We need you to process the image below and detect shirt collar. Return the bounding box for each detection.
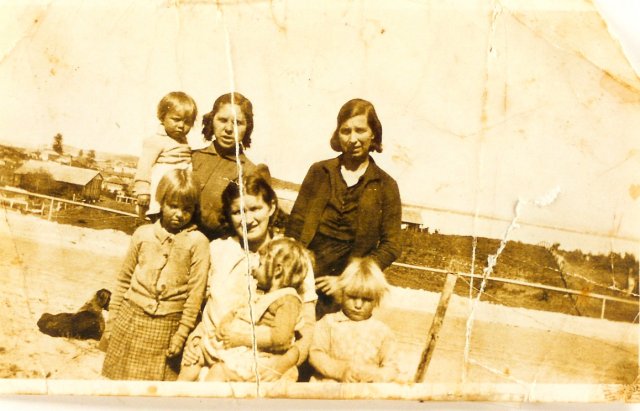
[198,141,247,163]
[153,220,197,242]
[325,155,382,184]
[155,125,187,144]
[333,310,353,322]
[155,124,168,137]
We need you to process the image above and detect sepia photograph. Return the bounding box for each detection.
[0,0,639,404]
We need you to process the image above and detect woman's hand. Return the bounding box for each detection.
[315,276,339,295]
[220,329,246,348]
[181,335,202,365]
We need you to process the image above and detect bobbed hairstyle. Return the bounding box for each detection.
[155,169,199,213]
[335,257,389,307]
[220,173,278,235]
[201,92,254,148]
[330,98,383,154]
[258,237,310,293]
[157,91,198,125]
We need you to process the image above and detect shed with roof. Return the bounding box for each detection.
[13,160,103,201]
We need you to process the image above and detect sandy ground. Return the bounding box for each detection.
[0,209,637,386]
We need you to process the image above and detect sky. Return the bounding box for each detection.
[0,0,639,254]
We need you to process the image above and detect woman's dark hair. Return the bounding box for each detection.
[201,92,254,148]
[330,98,383,153]
[220,173,278,237]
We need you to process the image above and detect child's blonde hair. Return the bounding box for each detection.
[157,91,198,124]
[336,258,389,307]
[259,237,309,292]
[155,169,199,212]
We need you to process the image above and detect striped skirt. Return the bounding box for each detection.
[102,299,181,381]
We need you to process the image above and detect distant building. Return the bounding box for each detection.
[38,149,59,161]
[401,207,426,232]
[102,175,129,194]
[113,164,136,176]
[13,160,103,201]
[38,149,72,165]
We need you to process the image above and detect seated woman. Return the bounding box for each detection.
[286,98,402,318]
[181,175,317,381]
[179,237,310,382]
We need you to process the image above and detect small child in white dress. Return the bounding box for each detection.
[309,257,400,382]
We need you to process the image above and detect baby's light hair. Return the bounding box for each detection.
[259,237,309,292]
[155,169,199,212]
[157,91,198,124]
[336,258,389,306]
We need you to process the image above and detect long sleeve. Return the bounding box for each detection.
[174,232,210,343]
[133,136,163,196]
[377,327,401,382]
[292,300,315,366]
[369,177,403,270]
[309,316,347,381]
[286,163,322,243]
[106,231,141,327]
[260,295,301,353]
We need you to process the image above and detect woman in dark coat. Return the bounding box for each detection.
[286,98,402,318]
[192,92,262,240]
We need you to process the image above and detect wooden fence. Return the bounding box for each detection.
[1,185,636,319]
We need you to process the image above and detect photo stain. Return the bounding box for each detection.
[628,184,640,200]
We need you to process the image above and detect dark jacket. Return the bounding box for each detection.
[192,143,257,239]
[286,156,402,271]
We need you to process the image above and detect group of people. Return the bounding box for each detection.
[99,91,404,383]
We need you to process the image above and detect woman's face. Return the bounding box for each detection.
[229,193,276,249]
[213,103,247,150]
[338,114,373,162]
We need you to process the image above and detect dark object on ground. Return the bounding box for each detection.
[37,289,111,340]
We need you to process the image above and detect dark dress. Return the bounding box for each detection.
[286,155,402,317]
[191,141,258,240]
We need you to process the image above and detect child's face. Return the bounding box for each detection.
[253,253,272,291]
[162,106,194,140]
[160,200,194,233]
[342,292,375,321]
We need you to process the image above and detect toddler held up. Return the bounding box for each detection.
[134,91,197,219]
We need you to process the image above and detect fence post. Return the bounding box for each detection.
[48,199,54,221]
[414,272,458,383]
[600,299,606,319]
